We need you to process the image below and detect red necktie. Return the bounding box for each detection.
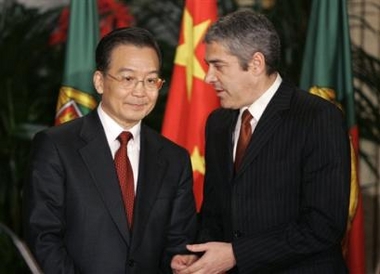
[235,109,253,171]
[115,131,135,228]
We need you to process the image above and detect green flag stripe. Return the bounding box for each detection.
[62,0,99,111]
[300,0,355,128]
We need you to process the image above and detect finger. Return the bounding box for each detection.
[177,261,202,274]
[186,243,207,253]
[171,257,187,270]
[172,265,187,271]
[171,261,184,270]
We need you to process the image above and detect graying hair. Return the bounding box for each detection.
[205,10,280,75]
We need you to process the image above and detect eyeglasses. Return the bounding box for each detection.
[105,73,165,91]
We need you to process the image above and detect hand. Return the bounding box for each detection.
[176,242,236,274]
[171,254,198,273]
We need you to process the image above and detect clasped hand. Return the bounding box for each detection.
[171,241,236,274]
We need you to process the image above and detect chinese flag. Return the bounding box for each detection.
[161,0,220,211]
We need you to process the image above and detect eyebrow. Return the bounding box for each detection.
[117,68,160,75]
[204,58,226,65]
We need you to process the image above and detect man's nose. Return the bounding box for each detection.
[204,67,216,84]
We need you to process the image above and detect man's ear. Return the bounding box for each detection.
[93,70,104,95]
[249,52,266,75]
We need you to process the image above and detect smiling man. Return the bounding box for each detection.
[24,27,197,274]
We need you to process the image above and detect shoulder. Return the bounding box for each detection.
[34,119,80,142]
[33,111,98,145]
[142,125,190,157]
[280,81,344,120]
[208,107,235,120]
[278,84,347,137]
[206,108,237,129]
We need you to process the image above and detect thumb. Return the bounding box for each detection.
[186,243,207,253]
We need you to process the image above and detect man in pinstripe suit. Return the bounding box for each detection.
[172,10,351,274]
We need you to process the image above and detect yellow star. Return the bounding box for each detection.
[191,146,205,175]
[174,8,211,100]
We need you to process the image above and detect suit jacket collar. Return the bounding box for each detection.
[78,111,132,245]
[211,109,239,183]
[77,112,167,249]
[131,124,167,251]
[235,81,294,176]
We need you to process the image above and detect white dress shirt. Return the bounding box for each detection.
[97,103,140,190]
[233,73,282,160]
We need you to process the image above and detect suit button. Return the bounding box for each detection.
[128,259,135,267]
[233,230,242,239]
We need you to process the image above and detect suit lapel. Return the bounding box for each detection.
[78,111,131,245]
[227,111,239,181]
[131,125,166,249]
[236,82,293,175]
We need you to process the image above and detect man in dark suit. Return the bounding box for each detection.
[171,10,351,273]
[24,27,197,273]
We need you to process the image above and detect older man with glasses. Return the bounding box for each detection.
[24,27,197,274]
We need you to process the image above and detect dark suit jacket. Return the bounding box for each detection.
[24,111,197,274]
[198,81,351,273]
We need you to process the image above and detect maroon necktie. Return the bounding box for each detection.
[235,109,253,171]
[115,131,135,228]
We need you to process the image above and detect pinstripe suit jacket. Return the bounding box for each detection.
[198,81,351,273]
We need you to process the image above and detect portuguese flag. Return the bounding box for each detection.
[300,0,365,273]
[55,0,99,125]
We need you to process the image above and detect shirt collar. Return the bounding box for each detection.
[241,73,282,121]
[97,102,141,146]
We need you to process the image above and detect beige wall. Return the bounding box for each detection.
[349,1,380,273]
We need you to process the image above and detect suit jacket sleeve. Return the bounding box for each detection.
[23,131,78,274]
[160,148,198,271]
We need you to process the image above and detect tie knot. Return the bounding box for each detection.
[242,109,253,124]
[117,131,133,145]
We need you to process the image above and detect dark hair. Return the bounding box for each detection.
[205,10,280,75]
[95,27,162,72]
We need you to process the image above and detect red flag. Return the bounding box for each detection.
[346,127,366,274]
[347,183,365,273]
[161,0,219,211]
